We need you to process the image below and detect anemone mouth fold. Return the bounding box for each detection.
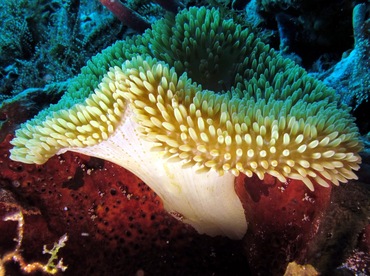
[9,6,363,238]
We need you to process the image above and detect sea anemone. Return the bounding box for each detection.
[9,7,362,239]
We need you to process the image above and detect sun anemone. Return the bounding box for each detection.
[9,7,362,239]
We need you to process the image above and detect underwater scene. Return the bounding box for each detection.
[0,0,369,275]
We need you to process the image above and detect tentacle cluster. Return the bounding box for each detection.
[114,56,361,190]
[10,7,362,191]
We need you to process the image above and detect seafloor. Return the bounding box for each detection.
[0,0,369,275]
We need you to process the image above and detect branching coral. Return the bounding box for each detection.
[322,3,370,110]
[351,3,370,108]
[0,0,123,100]
[9,7,362,239]
[0,210,67,275]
